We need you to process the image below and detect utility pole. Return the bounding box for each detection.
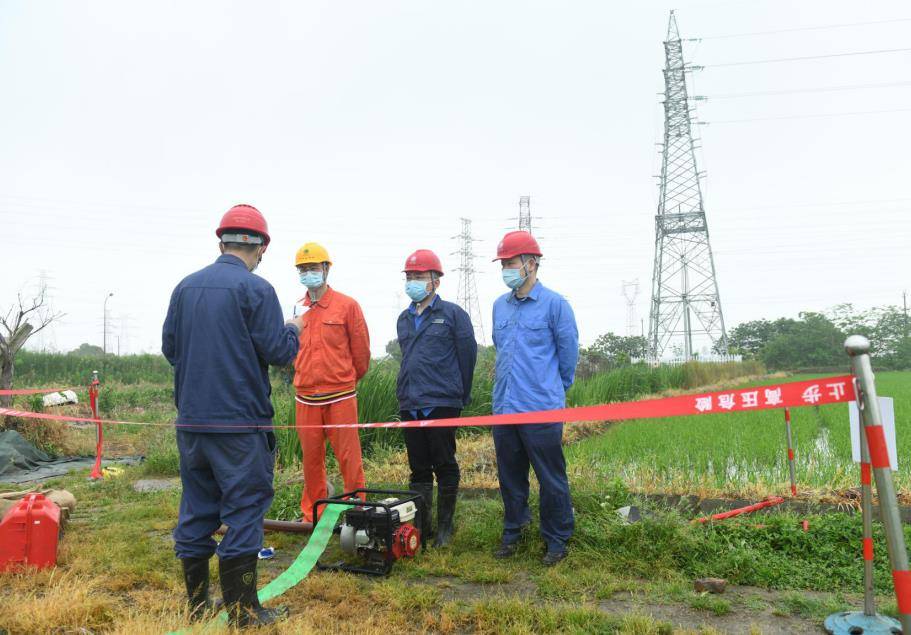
[452,218,486,345]
[648,11,727,360]
[621,279,640,337]
[903,290,909,338]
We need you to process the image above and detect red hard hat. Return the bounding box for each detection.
[403,249,444,276]
[216,204,271,246]
[493,230,542,261]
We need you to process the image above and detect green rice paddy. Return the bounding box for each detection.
[567,371,911,497]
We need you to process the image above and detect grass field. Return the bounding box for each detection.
[567,371,911,500]
[2,362,909,633]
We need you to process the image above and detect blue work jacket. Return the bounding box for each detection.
[396,295,478,412]
[491,280,579,415]
[162,254,300,432]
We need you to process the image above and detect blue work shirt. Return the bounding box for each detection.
[409,294,438,332]
[162,254,300,433]
[491,280,579,415]
[397,295,478,413]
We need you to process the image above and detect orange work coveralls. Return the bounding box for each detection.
[293,286,371,522]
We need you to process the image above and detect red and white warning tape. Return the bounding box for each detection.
[0,375,856,430]
[0,386,82,395]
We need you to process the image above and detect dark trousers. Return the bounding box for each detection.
[400,407,461,487]
[492,422,574,553]
[173,430,276,560]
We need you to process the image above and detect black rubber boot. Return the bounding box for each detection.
[219,553,289,628]
[180,558,222,622]
[433,484,458,548]
[182,556,214,621]
[411,482,434,546]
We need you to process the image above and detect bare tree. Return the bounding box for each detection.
[0,283,65,411]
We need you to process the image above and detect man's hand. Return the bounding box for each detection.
[286,315,305,332]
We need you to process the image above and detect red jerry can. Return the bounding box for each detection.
[0,493,61,572]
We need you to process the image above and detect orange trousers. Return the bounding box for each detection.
[295,397,366,522]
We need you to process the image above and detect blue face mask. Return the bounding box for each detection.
[299,271,324,289]
[405,280,430,302]
[501,267,526,290]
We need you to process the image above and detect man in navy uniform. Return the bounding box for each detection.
[162,204,303,627]
[396,249,477,547]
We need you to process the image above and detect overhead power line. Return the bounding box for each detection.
[694,47,911,69]
[688,17,911,41]
[695,80,911,100]
[701,107,911,125]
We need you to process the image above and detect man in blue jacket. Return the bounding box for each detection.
[490,231,579,566]
[162,204,303,627]
[396,249,477,547]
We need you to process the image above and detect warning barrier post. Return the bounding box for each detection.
[88,370,103,480]
[859,394,877,617]
[826,335,907,634]
[784,407,797,497]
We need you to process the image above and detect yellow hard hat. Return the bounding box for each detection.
[295,242,332,266]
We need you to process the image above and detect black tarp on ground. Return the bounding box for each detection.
[0,430,141,483]
[0,430,52,474]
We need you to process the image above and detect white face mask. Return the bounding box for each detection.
[502,258,531,289]
[299,271,325,289]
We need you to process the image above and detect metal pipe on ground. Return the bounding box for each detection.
[214,482,331,535]
[216,518,314,536]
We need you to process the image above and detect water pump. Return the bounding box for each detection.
[314,488,425,576]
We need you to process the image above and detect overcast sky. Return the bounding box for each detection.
[2,0,908,358]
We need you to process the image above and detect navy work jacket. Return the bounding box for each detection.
[162,254,300,432]
[396,295,478,412]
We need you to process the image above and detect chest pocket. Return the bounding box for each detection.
[424,321,450,338]
[492,319,512,348]
[321,318,347,348]
[419,321,451,357]
[520,319,551,347]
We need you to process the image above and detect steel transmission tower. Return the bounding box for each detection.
[648,11,727,359]
[517,196,533,233]
[621,279,640,337]
[452,218,486,344]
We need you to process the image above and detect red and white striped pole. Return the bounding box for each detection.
[827,339,903,634]
[88,370,104,481]
[858,395,877,616]
[847,335,910,632]
[784,408,797,497]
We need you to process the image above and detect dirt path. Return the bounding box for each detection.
[393,574,830,634]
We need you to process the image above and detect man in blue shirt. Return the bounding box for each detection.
[490,231,579,566]
[396,249,477,547]
[162,204,303,627]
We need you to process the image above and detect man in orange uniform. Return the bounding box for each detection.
[293,242,371,522]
